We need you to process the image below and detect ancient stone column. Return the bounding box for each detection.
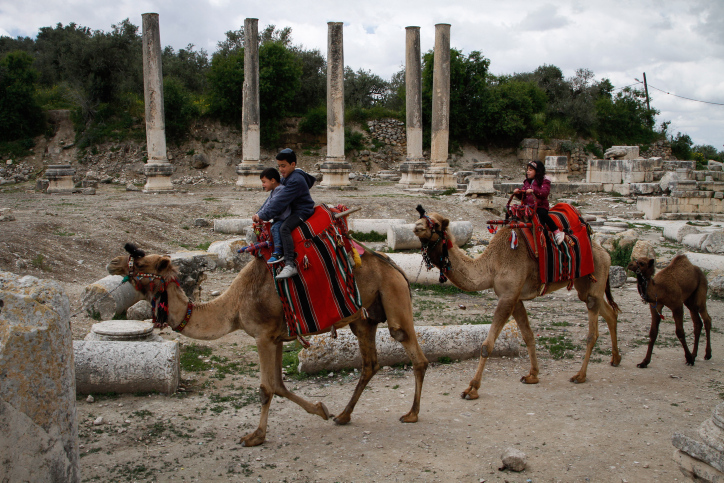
[142,13,173,192]
[0,272,80,481]
[236,18,264,188]
[319,22,352,188]
[398,26,428,189]
[423,23,456,190]
[545,155,569,182]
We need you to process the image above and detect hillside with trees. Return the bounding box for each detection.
[1,19,721,164]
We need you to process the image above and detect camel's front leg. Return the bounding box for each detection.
[637,306,662,368]
[333,320,380,425]
[241,338,329,447]
[511,300,539,384]
[571,295,601,383]
[462,296,518,399]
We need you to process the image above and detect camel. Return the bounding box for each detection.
[412,209,621,399]
[627,255,712,368]
[107,243,428,447]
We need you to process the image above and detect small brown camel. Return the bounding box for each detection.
[627,254,712,368]
[412,209,621,399]
[107,243,428,447]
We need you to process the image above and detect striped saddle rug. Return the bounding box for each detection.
[517,203,595,295]
[258,204,363,342]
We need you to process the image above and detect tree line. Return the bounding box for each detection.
[1,18,721,163]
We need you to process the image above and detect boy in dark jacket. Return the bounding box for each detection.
[252,148,316,279]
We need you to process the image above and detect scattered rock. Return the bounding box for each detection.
[86,395,95,403]
[191,154,210,169]
[608,265,628,288]
[631,240,656,261]
[126,183,141,191]
[126,300,153,321]
[93,417,104,426]
[500,447,527,472]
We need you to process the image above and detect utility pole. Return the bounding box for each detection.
[643,72,651,111]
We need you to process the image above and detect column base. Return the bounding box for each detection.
[143,163,174,193]
[422,165,456,191]
[319,160,353,189]
[235,163,264,189]
[396,160,428,188]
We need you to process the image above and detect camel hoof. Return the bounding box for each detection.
[569,375,586,384]
[400,412,418,423]
[686,361,695,366]
[705,354,712,360]
[520,375,539,384]
[318,402,331,420]
[333,414,351,425]
[461,387,479,400]
[610,355,621,367]
[239,429,265,447]
[637,362,649,369]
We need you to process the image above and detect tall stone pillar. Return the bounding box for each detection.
[236,18,264,188]
[423,23,456,191]
[141,13,173,193]
[319,22,352,189]
[398,26,427,189]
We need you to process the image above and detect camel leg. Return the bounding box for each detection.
[240,338,329,447]
[389,324,428,423]
[671,306,695,366]
[599,297,621,367]
[511,300,539,384]
[333,320,380,425]
[686,300,704,361]
[462,296,519,400]
[570,295,601,383]
[637,306,662,368]
[701,305,713,361]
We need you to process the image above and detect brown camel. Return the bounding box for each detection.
[107,243,428,447]
[627,255,712,368]
[412,210,621,398]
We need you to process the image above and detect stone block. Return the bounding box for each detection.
[169,251,218,298]
[663,222,701,242]
[629,183,660,195]
[702,231,724,254]
[0,271,79,482]
[520,138,540,149]
[608,265,627,288]
[631,240,657,261]
[604,146,639,159]
[82,275,145,320]
[637,197,665,220]
[207,238,252,270]
[683,233,709,250]
[213,218,253,234]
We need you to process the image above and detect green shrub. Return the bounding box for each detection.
[163,77,200,143]
[608,239,634,268]
[349,230,386,242]
[345,127,365,153]
[298,105,326,135]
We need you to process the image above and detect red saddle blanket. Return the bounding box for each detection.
[257,205,363,340]
[516,203,594,294]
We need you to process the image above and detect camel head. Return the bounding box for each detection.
[627,257,656,278]
[412,205,450,244]
[107,243,180,295]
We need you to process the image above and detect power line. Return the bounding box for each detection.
[647,84,724,106]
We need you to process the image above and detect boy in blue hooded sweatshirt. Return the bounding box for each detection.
[252,148,316,279]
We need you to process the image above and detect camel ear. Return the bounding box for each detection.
[415,204,426,218]
[440,218,450,231]
[647,258,655,269]
[157,258,171,272]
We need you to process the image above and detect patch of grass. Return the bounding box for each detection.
[411,283,469,296]
[537,335,580,359]
[180,344,213,372]
[441,188,458,196]
[132,409,153,419]
[460,316,493,325]
[550,321,571,327]
[437,356,453,364]
[195,241,212,251]
[31,254,51,271]
[53,230,75,236]
[203,197,219,202]
[281,341,310,380]
[349,230,386,242]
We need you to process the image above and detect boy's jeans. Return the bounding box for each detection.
[280,215,306,264]
[270,220,283,255]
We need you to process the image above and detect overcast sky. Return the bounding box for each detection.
[2,0,723,149]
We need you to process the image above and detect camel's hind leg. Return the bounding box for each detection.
[333,320,380,425]
[570,295,602,383]
[241,338,330,447]
[462,296,520,400]
[672,306,695,365]
[687,283,713,361]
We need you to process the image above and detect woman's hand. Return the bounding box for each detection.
[513,188,520,194]
[526,189,534,194]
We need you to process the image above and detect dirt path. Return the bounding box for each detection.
[1,181,722,482]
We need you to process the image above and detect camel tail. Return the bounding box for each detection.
[605,277,621,314]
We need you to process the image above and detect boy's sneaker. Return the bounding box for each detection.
[554,231,565,245]
[267,254,284,265]
[275,263,298,279]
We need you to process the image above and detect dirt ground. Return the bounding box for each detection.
[1,173,723,482]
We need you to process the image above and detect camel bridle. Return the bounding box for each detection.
[416,207,452,284]
[124,255,193,332]
[633,265,665,318]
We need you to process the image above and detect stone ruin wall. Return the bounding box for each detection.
[517,138,675,177]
